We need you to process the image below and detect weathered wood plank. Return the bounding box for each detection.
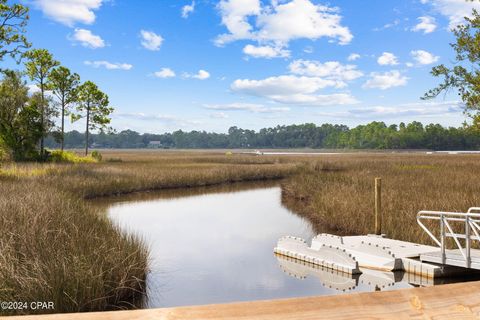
[5,280,480,320]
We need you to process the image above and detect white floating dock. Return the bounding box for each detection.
[274,234,469,278]
[275,207,480,279]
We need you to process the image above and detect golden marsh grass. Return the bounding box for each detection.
[0,150,296,315]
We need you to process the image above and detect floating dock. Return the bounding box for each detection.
[274,207,480,279]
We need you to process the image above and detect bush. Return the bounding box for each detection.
[91,150,102,162]
[48,150,97,164]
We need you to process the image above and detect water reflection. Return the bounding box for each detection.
[93,181,474,309]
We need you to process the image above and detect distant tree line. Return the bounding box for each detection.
[45,121,480,150]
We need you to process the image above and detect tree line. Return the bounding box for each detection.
[0,1,114,161]
[44,122,480,150]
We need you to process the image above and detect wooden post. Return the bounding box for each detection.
[375,178,382,235]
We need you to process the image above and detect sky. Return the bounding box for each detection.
[6,0,480,133]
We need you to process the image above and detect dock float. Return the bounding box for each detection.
[275,207,480,278]
[6,280,480,319]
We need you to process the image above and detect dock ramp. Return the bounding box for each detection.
[418,207,480,269]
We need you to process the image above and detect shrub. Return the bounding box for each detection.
[91,150,103,162]
[49,150,97,164]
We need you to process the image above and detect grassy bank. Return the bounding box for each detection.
[281,154,480,244]
[0,151,296,315]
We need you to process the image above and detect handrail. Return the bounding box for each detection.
[417,207,480,268]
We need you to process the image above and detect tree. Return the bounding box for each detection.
[0,71,43,160]
[48,66,80,151]
[24,49,59,157]
[0,0,30,63]
[74,81,114,155]
[423,9,480,130]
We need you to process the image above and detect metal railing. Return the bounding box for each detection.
[417,207,480,268]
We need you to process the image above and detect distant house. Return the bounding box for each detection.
[148,141,162,148]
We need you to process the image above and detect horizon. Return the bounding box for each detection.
[5,0,480,133]
[56,119,469,135]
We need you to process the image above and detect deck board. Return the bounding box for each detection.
[5,280,480,320]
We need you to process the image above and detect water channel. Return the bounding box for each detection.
[94,181,463,308]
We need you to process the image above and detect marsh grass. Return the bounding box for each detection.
[281,154,480,245]
[6,150,475,315]
[0,151,296,315]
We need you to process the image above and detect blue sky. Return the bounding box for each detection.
[9,0,480,133]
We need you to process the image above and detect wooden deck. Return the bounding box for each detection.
[6,280,480,320]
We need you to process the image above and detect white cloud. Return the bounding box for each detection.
[373,19,400,31]
[114,112,201,128]
[347,53,361,61]
[243,44,290,58]
[412,16,437,34]
[215,0,352,55]
[204,103,290,113]
[231,75,358,106]
[184,70,210,80]
[69,28,105,48]
[410,50,439,65]
[182,1,195,18]
[317,101,462,119]
[363,70,408,90]
[421,0,480,29]
[32,0,103,26]
[288,60,363,82]
[210,112,229,119]
[140,30,163,51]
[303,46,314,54]
[84,60,132,70]
[154,68,176,78]
[27,84,41,94]
[377,52,399,66]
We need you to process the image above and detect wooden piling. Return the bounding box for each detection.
[375,178,382,235]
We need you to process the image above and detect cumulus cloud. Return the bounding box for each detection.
[317,101,462,119]
[410,50,439,65]
[140,30,163,51]
[184,70,210,80]
[377,52,399,66]
[363,70,408,90]
[347,53,361,61]
[288,60,363,82]
[412,16,437,34]
[84,60,132,70]
[203,103,290,113]
[215,0,352,58]
[69,28,105,48]
[32,0,103,26]
[154,68,176,78]
[231,75,358,106]
[182,1,195,18]
[243,44,290,58]
[27,84,41,95]
[421,0,480,29]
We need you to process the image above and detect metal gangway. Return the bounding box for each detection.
[417,207,480,269]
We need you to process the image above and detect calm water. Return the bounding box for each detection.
[96,182,443,308]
